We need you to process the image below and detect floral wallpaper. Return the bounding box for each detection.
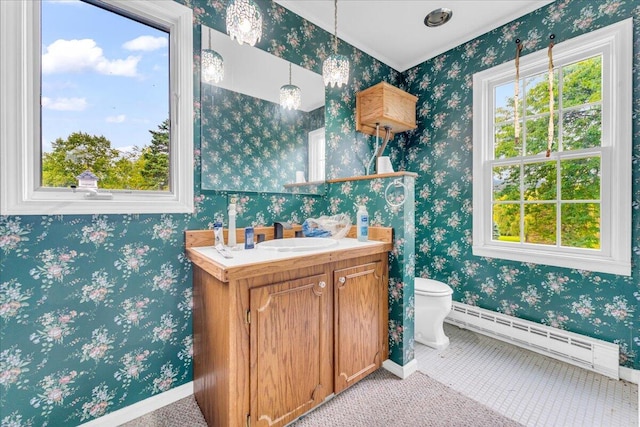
[398,0,640,368]
[0,0,410,425]
[3,0,638,425]
[200,84,325,194]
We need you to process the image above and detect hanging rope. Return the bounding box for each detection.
[514,39,523,146]
[546,35,555,157]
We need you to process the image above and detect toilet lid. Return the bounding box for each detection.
[415,278,453,295]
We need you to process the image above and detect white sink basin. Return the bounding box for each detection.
[256,237,339,252]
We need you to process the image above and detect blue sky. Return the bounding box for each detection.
[41,0,169,153]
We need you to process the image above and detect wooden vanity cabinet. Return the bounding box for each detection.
[334,259,388,393]
[249,272,332,426]
[188,231,391,427]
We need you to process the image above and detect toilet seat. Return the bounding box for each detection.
[415,278,453,296]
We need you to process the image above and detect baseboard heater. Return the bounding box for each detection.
[446,302,619,379]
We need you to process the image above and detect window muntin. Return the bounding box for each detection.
[41,0,170,192]
[0,0,193,215]
[473,19,632,276]
[490,56,603,250]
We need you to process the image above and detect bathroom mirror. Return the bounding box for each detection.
[200,25,326,195]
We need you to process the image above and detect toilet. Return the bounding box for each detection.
[414,277,453,350]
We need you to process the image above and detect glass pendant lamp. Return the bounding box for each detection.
[201,28,224,84]
[226,0,262,46]
[280,63,301,110]
[322,0,349,88]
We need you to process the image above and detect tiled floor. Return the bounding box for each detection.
[415,323,639,426]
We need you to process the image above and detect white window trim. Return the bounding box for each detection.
[0,0,194,215]
[472,19,632,276]
[308,127,326,182]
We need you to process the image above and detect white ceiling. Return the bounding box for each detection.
[206,1,554,111]
[275,0,554,72]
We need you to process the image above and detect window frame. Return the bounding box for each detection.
[0,0,194,215]
[472,19,632,276]
[308,127,326,182]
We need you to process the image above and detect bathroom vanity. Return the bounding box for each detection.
[185,228,392,427]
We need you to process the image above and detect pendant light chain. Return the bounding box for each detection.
[333,0,338,54]
[322,0,349,88]
[546,35,555,158]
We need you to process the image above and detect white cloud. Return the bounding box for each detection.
[123,35,168,52]
[42,96,88,111]
[106,114,126,123]
[42,39,140,77]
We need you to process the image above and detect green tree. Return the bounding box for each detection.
[140,119,170,190]
[42,132,121,188]
[492,56,602,249]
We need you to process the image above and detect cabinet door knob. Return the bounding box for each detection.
[319,281,326,288]
[339,277,346,283]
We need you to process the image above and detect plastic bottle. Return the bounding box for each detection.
[228,199,237,248]
[357,205,369,242]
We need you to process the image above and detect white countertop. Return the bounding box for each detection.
[190,238,387,268]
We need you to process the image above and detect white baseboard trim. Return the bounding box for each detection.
[78,381,194,427]
[383,358,418,379]
[619,366,639,384]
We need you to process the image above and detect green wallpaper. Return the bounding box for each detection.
[0,1,407,425]
[398,0,640,368]
[2,0,639,425]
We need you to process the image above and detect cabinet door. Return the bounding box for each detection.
[249,273,332,427]
[334,261,385,393]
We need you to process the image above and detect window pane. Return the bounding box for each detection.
[493,165,520,201]
[524,113,559,156]
[494,122,522,158]
[494,81,522,124]
[562,56,602,108]
[562,105,601,150]
[561,203,600,249]
[561,157,600,200]
[493,203,520,242]
[524,161,556,200]
[41,0,169,191]
[524,203,556,245]
[525,71,558,116]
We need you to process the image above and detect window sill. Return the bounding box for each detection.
[2,189,194,215]
[472,244,630,277]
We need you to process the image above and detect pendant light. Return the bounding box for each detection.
[280,63,301,110]
[201,27,224,84]
[322,0,349,88]
[226,0,262,47]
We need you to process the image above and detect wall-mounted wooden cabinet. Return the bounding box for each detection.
[356,82,417,138]
[187,232,391,427]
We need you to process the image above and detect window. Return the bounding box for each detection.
[0,0,193,215]
[472,20,632,276]
[308,127,326,182]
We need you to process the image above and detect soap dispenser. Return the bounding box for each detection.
[228,198,237,248]
[357,205,369,242]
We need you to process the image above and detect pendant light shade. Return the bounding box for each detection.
[226,0,262,47]
[280,84,301,110]
[323,54,349,88]
[323,0,349,88]
[201,28,224,84]
[201,49,224,84]
[280,63,301,110]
